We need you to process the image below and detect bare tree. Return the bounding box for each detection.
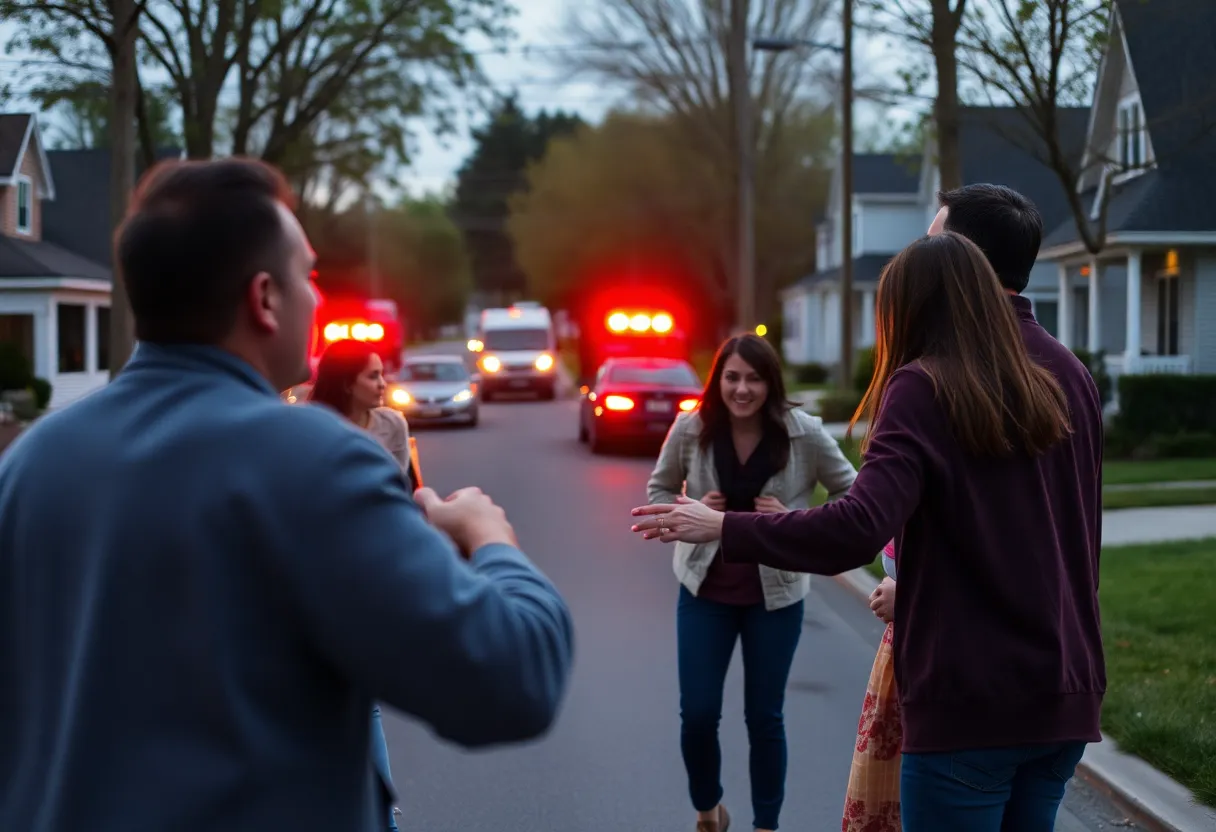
[957,0,1110,253]
[859,0,967,190]
[559,0,836,324]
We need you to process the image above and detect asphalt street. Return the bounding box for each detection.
[384,347,1140,831]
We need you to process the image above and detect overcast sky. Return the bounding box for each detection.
[1,3,914,195]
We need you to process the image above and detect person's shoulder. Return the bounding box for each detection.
[671,409,702,436]
[370,406,408,438]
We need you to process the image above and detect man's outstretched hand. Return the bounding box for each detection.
[415,486,518,558]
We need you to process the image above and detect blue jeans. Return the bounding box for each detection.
[901,742,1088,831]
[370,705,399,831]
[677,586,803,831]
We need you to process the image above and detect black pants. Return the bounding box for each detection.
[677,586,803,830]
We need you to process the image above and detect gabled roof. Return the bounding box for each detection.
[42,147,183,268]
[0,113,55,199]
[954,107,1090,235]
[0,236,110,281]
[1043,0,1216,251]
[854,154,920,195]
[791,254,892,290]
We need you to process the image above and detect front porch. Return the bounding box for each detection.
[1052,245,1216,385]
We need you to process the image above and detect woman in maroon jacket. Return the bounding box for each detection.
[631,230,1105,832]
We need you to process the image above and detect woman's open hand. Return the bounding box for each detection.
[631,496,725,544]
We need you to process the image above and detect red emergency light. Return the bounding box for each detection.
[605,309,675,335]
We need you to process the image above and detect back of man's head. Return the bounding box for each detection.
[937,184,1043,294]
[116,158,297,345]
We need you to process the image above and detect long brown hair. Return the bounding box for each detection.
[308,338,378,420]
[698,333,797,469]
[851,231,1070,457]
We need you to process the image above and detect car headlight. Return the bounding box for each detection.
[390,388,411,406]
[452,389,473,403]
[534,353,554,372]
[481,355,501,373]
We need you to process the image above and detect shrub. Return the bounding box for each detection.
[818,390,863,423]
[791,362,830,385]
[1071,348,1114,406]
[1116,375,1216,441]
[852,347,876,393]
[0,342,32,392]
[28,377,52,410]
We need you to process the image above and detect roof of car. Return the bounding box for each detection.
[404,354,465,364]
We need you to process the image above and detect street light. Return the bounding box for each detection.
[749,1,855,387]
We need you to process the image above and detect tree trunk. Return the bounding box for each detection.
[108,0,140,378]
[931,0,963,192]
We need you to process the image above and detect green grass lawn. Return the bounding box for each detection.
[1103,487,1216,511]
[1103,457,1216,486]
[1100,538,1216,807]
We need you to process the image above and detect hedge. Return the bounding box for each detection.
[1115,375,1216,440]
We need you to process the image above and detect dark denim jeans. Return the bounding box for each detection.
[901,741,1088,831]
[370,704,399,831]
[677,586,803,831]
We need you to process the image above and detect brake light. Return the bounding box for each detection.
[603,394,635,411]
[679,398,698,412]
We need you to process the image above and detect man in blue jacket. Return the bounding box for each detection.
[0,158,575,831]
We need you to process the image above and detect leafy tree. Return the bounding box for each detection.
[508,106,833,335]
[38,78,180,151]
[307,197,472,341]
[450,95,583,304]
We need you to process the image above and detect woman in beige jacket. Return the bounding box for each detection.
[647,334,857,832]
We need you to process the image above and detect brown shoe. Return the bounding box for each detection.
[696,805,730,832]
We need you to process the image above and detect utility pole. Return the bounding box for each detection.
[729,0,756,333]
[839,0,855,388]
[366,192,380,298]
[107,0,140,378]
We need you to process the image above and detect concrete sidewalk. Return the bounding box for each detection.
[833,567,1216,832]
[1102,505,1216,546]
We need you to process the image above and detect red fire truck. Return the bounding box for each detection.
[309,290,405,376]
[577,285,691,383]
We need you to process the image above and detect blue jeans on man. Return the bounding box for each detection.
[901,741,1088,831]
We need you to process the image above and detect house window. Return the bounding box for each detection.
[851,208,860,253]
[1117,99,1145,170]
[0,314,35,368]
[57,303,86,373]
[96,306,111,372]
[16,177,31,234]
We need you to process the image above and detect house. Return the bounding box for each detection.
[1039,0,1216,382]
[782,106,1090,368]
[0,114,181,409]
[0,113,113,409]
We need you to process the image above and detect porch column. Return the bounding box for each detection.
[1056,263,1072,348]
[85,304,98,374]
[1124,249,1142,371]
[861,289,875,346]
[1086,258,1101,353]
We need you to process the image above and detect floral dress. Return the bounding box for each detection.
[841,542,902,832]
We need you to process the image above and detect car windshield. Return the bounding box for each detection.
[483,328,549,351]
[399,363,468,383]
[605,365,699,387]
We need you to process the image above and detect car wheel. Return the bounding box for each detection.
[578,412,588,443]
[589,422,608,455]
[466,409,479,428]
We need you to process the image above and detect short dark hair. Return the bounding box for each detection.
[116,157,297,344]
[937,184,1043,294]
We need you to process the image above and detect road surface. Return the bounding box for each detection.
[384,348,1140,831]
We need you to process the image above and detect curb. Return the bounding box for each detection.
[829,569,1216,832]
